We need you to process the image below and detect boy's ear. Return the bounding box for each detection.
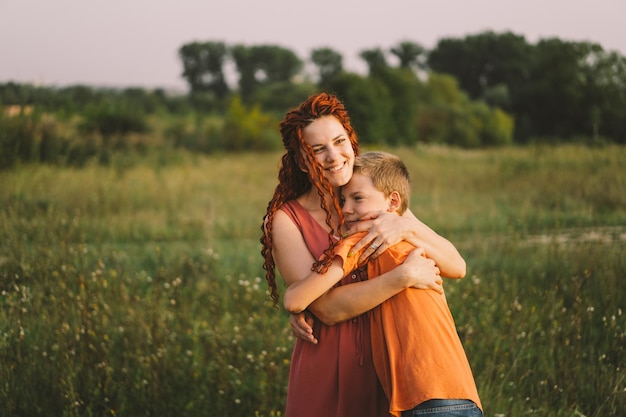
[387,191,401,212]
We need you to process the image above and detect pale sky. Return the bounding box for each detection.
[1,0,625,91]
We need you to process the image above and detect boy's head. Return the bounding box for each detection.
[341,151,411,226]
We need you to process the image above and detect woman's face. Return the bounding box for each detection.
[301,115,355,188]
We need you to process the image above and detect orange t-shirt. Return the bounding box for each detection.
[336,233,482,416]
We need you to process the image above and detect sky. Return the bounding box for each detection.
[1,0,625,92]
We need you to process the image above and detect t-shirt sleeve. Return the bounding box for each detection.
[334,232,368,274]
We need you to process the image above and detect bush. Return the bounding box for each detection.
[329,73,394,144]
[221,96,281,151]
[0,109,71,168]
[415,74,514,147]
[80,103,148,137]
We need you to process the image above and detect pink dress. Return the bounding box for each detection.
[280,200,390,417]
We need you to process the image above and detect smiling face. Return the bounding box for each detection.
[341,172,399,227]
[301,115,355,189]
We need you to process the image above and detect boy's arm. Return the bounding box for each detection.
[274,212,441,328]
[283,235,363,314]
[283,259,345,314]
[308,248,442,325]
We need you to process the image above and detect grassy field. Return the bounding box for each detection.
[1,144,624,417]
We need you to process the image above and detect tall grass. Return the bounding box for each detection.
[1,144,624,416]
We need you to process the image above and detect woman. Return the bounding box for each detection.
[260,93,466,417]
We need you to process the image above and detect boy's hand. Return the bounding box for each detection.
[289,311,317,344]
[402,250,443,294]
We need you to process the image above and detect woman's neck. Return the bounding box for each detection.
[298,187,338,214]
[297,188,341,234]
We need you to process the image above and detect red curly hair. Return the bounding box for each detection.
[260,92,360,307]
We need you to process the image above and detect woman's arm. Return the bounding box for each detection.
[272,210,441,326]
[271,210,324,289]
[345,210,466,278]
[290,310,318,344]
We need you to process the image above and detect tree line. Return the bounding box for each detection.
[1,31,624,169]
[178,31,626,144]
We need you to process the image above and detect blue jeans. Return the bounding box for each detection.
[401,399,483,417]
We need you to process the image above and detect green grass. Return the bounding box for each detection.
[1,144,624,416]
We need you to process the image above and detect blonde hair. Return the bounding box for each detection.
[352,151,411,214]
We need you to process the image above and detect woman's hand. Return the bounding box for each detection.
[345,211,409,264]
[399,248,443,293]
[290,311,318,344]
[345,209,467,278]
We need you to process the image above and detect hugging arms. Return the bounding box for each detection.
[282,209,466,341]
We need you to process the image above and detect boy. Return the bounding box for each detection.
[283,151,482,417]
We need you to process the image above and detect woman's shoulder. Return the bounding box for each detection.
[273,207,295,229]
[278,199,312,227]
[273,200,309,238]
[278,199,303,215]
